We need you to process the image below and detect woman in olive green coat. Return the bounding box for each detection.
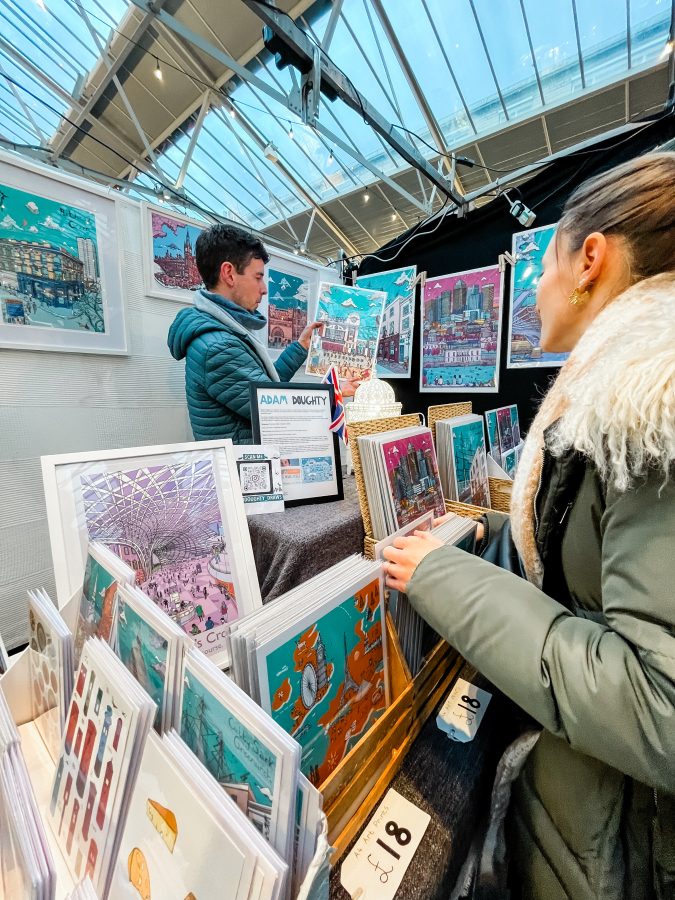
[384,152,675,899]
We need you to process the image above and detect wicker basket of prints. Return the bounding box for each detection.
[428,402,512,517]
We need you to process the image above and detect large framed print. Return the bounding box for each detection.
[507,223,570,368]
[421,264,503,392]
[259,247,341,359]
[356,265,417,378]
[0,151,127,354]
[250,382,343,506]
[41,440,262,669]
[142,203,206,303]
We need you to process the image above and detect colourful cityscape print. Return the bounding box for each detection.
[422,264,503,391]
[116,597,168,730]
[80,460,238,661]
[267,268,309,349]
[0,182,104,331]
[151,211,204,295]
[382,432,446,528]
[508,224,569,367]
[180,669,276,838]
[356,266,416,378]
[74,552,118,666]
[451,420,490,506]
[265,578,385,785]
[306,282,385,379]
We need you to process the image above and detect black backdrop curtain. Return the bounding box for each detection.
[356,111,675,432]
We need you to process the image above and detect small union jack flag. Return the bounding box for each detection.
[322,366,348,445]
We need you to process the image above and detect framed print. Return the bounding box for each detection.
[507,223,570,368]
[141,203,205,304]
[0,151,127,353]
[421,264,503,392]
[356,265,417,378]
[41,439,262,670]
[259,247,341,359]
[250,382,343,506]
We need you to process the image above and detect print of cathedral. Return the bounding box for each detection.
[154,230,202,291]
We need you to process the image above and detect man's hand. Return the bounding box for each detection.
[339,376,361,398]
[298,320,324,350]
[382,532,444,593]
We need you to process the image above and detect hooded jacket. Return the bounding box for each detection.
[408,273,675,899]
[168,289,307,443]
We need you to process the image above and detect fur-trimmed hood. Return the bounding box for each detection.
[511,271,675,585]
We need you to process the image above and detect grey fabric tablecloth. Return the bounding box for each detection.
[248,474,365,604]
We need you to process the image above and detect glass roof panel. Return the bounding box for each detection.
[0,0,129,146]
[629,0,671,69]
[471,0,541,117]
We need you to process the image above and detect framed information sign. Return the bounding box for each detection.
[250,382,343,506]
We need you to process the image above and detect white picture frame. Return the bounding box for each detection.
[260,246,341,359]
[420,263,504,393]
[0,150,127,354]
[506,222,569,369]
[141,202,206,304]
[41,439,262,670]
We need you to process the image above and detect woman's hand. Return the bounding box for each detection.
[298,320,324,350]
[382,532,444,593]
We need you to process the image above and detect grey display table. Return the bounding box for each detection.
[248,474,365,604]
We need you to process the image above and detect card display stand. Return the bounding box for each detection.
[428,402,513,517]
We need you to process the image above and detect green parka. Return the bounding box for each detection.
[408,442,675,899]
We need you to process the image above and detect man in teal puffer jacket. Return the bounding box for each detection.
[168,224,324,443]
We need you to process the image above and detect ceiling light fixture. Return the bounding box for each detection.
[229,106,236,118]
[363,189,370,203]
[288,125,294,140]
[328,150,334,164]
[154,58,163,81]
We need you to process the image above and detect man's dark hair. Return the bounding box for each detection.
[195,224,269,289]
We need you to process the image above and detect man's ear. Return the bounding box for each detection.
[219,260,236,287]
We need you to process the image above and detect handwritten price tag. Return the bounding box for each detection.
[436,678,491,743]
[340,789,430,900]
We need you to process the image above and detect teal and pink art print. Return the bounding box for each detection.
[0,181,104,333]
[80,459,238,664]
[508,224,570,368]
[148,208,204,302]
[260,577,386,785]
[116,596,168,729]
[179,666,277,839]
[74,551,118,665]
[382,432,445,529]
[267,268,309,350]
[356,265,416,378]
[422,264,503,392]
[306,281,386,379]
[450,420,490,507]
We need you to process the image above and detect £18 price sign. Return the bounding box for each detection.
[340,789,431,899]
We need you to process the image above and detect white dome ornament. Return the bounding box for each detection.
[345,375,402,424]
[344,374,402,474]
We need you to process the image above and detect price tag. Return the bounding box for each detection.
[340,789,430,900]
[436,678,491,743]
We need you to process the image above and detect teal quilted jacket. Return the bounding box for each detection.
[168,291,307,443]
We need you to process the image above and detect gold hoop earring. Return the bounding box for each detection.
[569,285,592,307]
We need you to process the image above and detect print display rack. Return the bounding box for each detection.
[317,413,462,861]
[427,403,513,517]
